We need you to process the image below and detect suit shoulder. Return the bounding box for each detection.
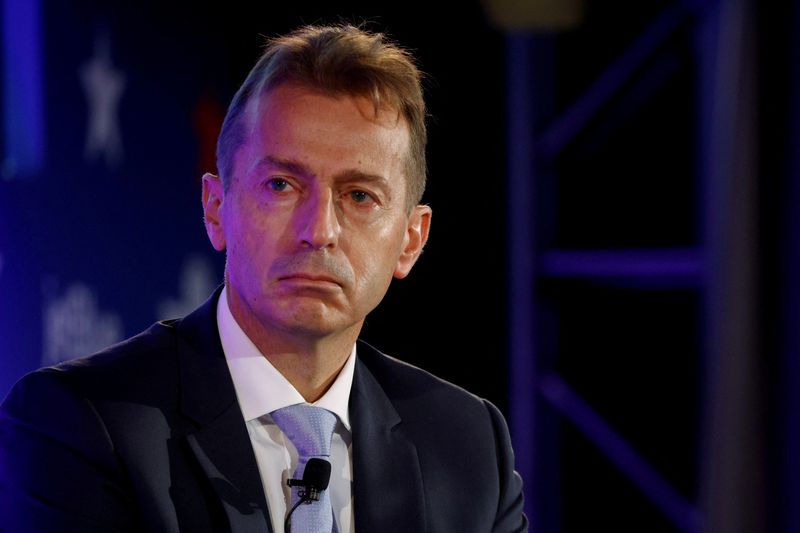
[5,320,180,405]
[355,339,492,414]
[62,319,178,368]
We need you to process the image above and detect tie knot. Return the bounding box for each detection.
[271,404,338,459]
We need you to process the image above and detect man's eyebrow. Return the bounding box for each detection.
[256,156,313,178]
[257,156,390,187]
[334,170,390,186]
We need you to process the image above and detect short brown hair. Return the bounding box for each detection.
[216,23,428,210]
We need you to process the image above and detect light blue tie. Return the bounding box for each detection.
[271,404,338,533]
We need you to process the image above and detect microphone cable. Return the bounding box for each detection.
[284,457,332,533]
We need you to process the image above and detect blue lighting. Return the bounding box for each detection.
[3,0,44,178]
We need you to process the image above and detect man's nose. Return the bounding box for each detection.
[297,190,341,250]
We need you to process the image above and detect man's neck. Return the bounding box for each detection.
[259,346,352,402]
[226,295,359,403]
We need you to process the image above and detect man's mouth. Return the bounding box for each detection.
[279,273,342,287]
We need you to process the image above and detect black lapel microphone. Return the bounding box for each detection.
[284,458,332,532]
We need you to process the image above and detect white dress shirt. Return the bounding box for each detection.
[216,287,355,533]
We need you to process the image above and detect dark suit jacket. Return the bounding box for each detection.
[0,289,527,532]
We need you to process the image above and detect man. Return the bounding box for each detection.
[0,23,527,532]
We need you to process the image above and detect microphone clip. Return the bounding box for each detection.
[284,458,332,533]
[286,457,332,504]
[287,478,322,502]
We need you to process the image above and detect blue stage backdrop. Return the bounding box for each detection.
[0,0,511,412]
[0,1,230,396]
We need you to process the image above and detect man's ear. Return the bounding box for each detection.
[202,173,226,251]
[394,205,432,279]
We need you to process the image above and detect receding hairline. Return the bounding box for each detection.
[229,81,417,208]
[216,23,429,209]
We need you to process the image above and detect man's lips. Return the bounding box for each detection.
[278,273,342,286]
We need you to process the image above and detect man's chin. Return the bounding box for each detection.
[271,304,355,338]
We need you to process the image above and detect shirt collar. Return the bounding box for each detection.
[216,286,355,430]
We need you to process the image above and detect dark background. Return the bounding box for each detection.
[1,1,794,532]
[0,0,510,403]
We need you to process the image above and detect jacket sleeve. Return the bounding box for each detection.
[484,399,529,533]
[0,369,139,532]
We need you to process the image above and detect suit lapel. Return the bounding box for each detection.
[350,352,426,532]
[175,288,272,533]
[173,290,427,532]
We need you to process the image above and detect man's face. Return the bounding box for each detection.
[203,83,431,342]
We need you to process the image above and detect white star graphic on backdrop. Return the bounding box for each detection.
[42,281,124,365]
[80,32,126,167]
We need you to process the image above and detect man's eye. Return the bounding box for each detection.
[349,190,373,203]
[266,178,291,192]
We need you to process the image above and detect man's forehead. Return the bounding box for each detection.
[245,82,406,130]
